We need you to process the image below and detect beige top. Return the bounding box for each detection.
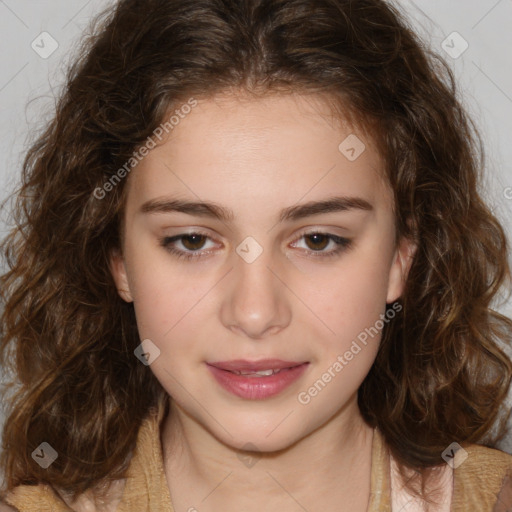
[4,400,512,511]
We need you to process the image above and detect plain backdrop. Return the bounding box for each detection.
[0,0,511,465]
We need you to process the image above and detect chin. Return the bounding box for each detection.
[212,417,307,453]
[230,433,299,454]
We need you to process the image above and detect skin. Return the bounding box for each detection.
[110,91,416,512]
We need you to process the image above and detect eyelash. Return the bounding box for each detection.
[158,230,352,261]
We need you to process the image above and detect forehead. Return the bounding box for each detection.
[125,92,392,216]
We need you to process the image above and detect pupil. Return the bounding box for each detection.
[306,234,328,251]
[183,234,206,250]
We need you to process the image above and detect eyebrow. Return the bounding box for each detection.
[139,195,373,223]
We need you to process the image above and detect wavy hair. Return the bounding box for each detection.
[1,0,511,504]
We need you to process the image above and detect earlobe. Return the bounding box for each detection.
[109,249,134,303]
[386,236,417,304]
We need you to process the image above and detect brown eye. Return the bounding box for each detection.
[159,232,219,261]
[290,231,352,259]
[180,234,208,251]
[304,233,330,251]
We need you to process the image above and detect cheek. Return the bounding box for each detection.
[297,255,390,412]
[125,245,193,338]
[127,246,223,360]
[316,247,394,340]
[131,277,200,341]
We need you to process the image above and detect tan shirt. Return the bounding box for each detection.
[4,401,512,511]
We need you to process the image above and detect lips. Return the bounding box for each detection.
[206,359,310,399]
[207,359,305,373]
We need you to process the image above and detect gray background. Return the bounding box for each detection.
[0,0,511,465]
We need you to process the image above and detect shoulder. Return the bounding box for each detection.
[0,405,164,512]
[452,443,512,509]
[457,442,512,478]
[1,478,126,512]
[0,502,18,512]
[1,483,70,511]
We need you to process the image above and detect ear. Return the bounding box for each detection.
[109,248,134,303]
[386,235,417,304]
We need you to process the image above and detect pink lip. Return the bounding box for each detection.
[206,360,309,400]
[208,359,305,372]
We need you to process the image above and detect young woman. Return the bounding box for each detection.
[1,0,511,510]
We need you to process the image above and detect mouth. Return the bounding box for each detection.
[229,368,290,376]
[207,358,307,374]
[206,359,310,399]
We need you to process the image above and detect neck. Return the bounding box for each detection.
[160,394,375,512]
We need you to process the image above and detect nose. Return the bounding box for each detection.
[219,244,292,340]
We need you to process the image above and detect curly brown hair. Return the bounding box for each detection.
[1,0,511,504]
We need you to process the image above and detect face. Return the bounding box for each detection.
[110,92,415,452]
